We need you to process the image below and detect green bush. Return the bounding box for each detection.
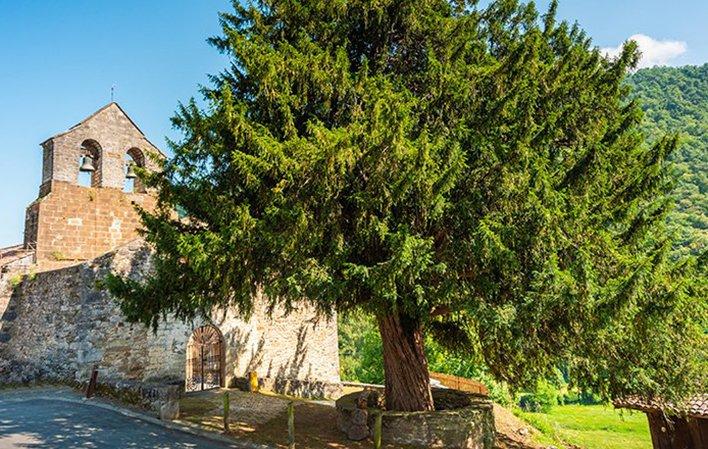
[560,390,603,405]
[338,313,385,384]
[519,379,559,413]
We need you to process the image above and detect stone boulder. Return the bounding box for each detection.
[160,400,180,420]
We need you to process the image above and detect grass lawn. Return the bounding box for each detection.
[516,404,652,449]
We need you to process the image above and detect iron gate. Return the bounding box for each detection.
[186,325,223,392]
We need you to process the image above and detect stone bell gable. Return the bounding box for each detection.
[38,102,163,194]
[24,103,164,264]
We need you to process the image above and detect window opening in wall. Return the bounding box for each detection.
[78,140,101,188]
[124,148,146,193]
[123,153,135,193]
[78,161,93,187]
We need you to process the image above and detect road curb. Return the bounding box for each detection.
[0,389,275,449]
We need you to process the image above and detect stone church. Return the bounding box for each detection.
[0,103,341,401]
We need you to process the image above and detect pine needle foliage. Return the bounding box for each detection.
[107,0,706,407]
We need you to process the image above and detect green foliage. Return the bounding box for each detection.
[628,64,707,255]
[8,274,23,288]
[338,313,385,384]
[108,0,707,406]
[519,379,559,412]
[560,390,602,406]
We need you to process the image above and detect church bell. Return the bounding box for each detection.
[79,155,96,172]
[125,162,138,179]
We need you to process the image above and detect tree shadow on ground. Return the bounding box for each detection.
[0,397,236,449]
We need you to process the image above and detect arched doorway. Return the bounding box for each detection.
[185,325,224,392]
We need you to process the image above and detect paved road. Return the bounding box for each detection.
[0,395,238,449]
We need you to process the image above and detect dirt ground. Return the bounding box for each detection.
[179,389,415,448]
[493,404,546,449]
[179,389,545,449]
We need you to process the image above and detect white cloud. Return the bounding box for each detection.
[601,34,687,69]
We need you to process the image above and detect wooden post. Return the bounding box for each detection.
[200,346,205,391]
[223,391,230,433]
[287,401,295,449]
[85,365,98,398]
[374,410,383,449]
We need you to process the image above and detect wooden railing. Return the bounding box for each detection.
[429,372,489,396]
[0,245,24,259]
[343,373,490,396]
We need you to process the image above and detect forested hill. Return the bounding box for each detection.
[628,64,707,254]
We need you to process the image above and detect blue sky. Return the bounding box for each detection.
[1,0,706,247]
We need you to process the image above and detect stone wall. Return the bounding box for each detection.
[0,247,35,326]
[25,181,156,262]
[23,203,39,249]
[216,294,342,396]
[0,241,188,384]
[41,140,54,186]
[0,240,341,398]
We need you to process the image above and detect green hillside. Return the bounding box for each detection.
[629,64,707,254]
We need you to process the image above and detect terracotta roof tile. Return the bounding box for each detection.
[615,394,708,418]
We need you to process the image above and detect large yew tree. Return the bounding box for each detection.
[109,0,706,411]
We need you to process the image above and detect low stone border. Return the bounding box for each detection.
[337,389,496,449]
[0,387,275,449]
[0,361,184,416]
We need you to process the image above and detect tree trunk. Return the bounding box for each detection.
[377,313,434,411]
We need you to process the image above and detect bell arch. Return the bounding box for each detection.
[78,139,102,187]
[185,324,224,392]
[124,147,146,193]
